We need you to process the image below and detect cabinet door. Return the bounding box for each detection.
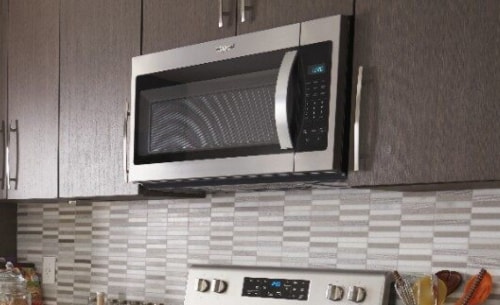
[0,0,6,199]
[236,0,353,34]
[60,0,141,197]
[7,0,59,199]
[142,0,236,53]
[349,0,500,187]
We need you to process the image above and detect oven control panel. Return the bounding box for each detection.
[242,277,310,300]
[185,266,390,305]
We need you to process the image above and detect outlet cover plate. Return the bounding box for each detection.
[42,256,56,284]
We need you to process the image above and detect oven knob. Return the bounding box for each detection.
[212,279,228,293]
[347,286,366,303]
[326,284,344,301]
[196,278,210,292]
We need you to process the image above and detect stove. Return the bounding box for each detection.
[184,265,391,305]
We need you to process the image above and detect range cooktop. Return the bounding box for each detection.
[185,265,391,305]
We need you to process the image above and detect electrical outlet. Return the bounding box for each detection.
[42,256,56,284]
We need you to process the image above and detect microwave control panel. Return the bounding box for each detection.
[296,42,332,152]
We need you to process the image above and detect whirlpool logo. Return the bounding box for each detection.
[216,43,235,53]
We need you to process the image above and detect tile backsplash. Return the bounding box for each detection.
[17,188,500,305]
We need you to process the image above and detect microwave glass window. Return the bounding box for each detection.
[134,65,293,164]
[147,70,279,155]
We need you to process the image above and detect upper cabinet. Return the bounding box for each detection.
[236,0,353,34]
[142,0,353,53]
[143,0,237,53]
[4,0,499,199]
[0,0,7,199]
[4,0,59,200]
[59,0,141,198]
[348,0,500,187]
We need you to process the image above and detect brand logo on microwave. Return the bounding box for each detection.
[216,43,235,53]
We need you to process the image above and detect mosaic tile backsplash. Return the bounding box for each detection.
[17,188,500,305]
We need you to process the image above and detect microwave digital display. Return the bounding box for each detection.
[307,63,326,75]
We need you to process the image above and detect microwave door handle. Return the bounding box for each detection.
[275,50,297,150]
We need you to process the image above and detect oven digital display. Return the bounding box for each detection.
[307,63,327,75]
[242,277,310,300]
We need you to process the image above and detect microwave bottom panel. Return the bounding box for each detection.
[140,171,347,194]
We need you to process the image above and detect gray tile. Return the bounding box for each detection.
[14,188,500,305]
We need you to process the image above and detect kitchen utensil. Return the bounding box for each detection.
[412,275,447,305]
[393,271,416,305]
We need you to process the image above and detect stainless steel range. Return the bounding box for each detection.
[184,265,391,305]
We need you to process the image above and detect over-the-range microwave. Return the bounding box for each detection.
[127,15,353,191]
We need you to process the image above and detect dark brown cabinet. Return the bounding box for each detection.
[143,0,237,53]
[4,0,499,199]
[59,0,141,198]
[348,0,500,187]
[0,0,14,240]
[0,0,7,199]
[143,0,353,53]
[3,0,59,199]
[236,0,353,34]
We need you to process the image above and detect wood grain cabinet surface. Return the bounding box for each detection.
[4,0,498,199]
[5,0,59,199]
[0,0,7,199]
[348,0,500,187]
[236,0,353,34]
[143,0,353,54]
[59,0,141,198]
[143,0,237,53]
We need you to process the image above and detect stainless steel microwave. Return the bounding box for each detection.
[127,15,352,189]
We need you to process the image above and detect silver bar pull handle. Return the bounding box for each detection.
[123,111,129,182]
[240,0,253,23]
[6,120,18,190]
[218,0,224,28]
[0,121,5,190]
[353,66,363,172]
[275,50,297,149]
[218,0,231,28]
[5,120,10,190]
[240,0,246,23]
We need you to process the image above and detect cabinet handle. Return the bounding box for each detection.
[6,120,19,190]
[218,0,224,28]
[353,66,363,172]
[240,0,253,23]
[218,0,231,28]
[240,0,246,23]
[0,121,5,190]
[123,112,129,182]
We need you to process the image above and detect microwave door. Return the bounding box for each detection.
[128,24,304,183]
[274,50,298,150]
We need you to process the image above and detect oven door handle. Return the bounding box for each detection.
[275,50,297,150]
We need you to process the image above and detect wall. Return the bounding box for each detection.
[0,203,17,259]
[17,188,500,305]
